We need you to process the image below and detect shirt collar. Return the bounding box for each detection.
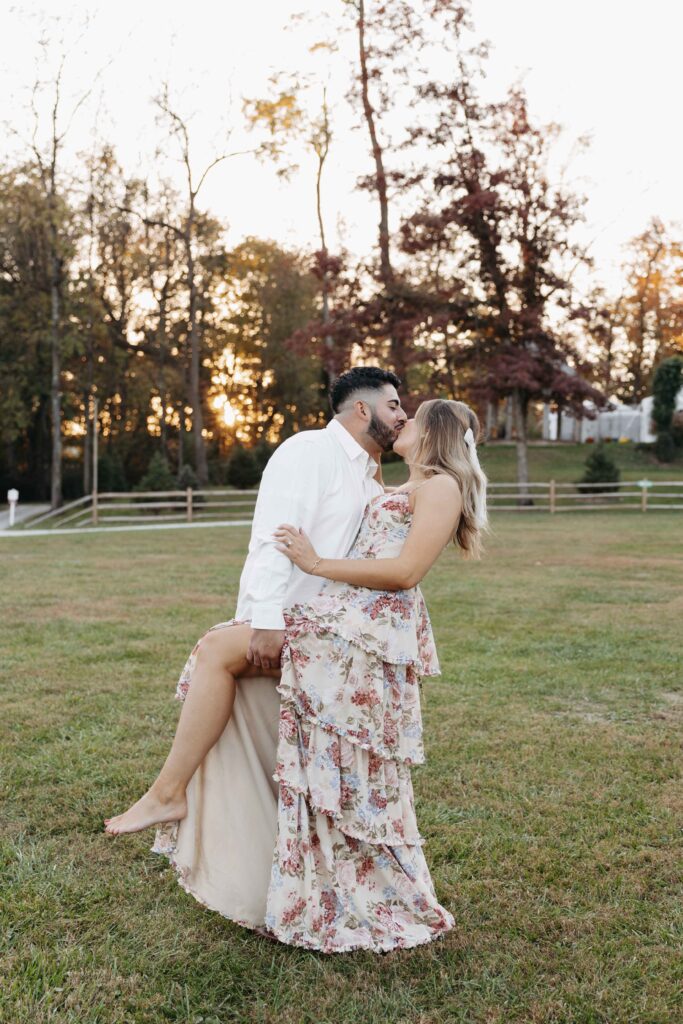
[327,418,379,477]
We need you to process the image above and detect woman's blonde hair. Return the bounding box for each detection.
[410,399,488,559]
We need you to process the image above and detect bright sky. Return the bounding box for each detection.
[1,0,681,295]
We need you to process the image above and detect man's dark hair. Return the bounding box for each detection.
[329,366,402,414]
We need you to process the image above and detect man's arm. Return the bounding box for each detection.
[243,438,327,668]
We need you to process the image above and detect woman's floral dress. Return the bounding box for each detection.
[156,490,454,954]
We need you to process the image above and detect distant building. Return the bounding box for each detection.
[542,387,683,443]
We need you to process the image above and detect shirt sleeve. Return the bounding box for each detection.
[245,437,328,630]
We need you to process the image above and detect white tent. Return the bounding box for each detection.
[542,387,683,443]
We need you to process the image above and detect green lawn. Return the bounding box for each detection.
[1,517,681,1023]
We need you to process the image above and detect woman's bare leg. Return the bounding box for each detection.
[104,624,269,835]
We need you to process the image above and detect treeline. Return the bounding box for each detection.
[1,1,682,505]
[0,146,328,501]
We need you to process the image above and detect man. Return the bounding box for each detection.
[108,367,407,929]
[240,365,407,668]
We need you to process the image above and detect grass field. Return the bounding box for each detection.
[1,516,682,1023]
[383,442,683,487]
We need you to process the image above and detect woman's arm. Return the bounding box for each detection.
[274,474,462,591]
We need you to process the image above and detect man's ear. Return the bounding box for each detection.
[354,399,369,421]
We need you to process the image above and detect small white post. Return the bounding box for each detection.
[186,487,193,523]
[549,479,556,514]
[638,478,651,513]
[7,488,19,527]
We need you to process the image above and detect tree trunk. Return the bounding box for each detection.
[315,118,335,390]
[186,223,208,485]
[356,0,408,379]
[504,396,514,439]
[34,397,50,500]
[511,388,533,505]
[485,399,498,439]
[83,391,92,494]
[187,285,208,484]
[357,0,391,287]
[82,334,94,493]
[49,250,62,509]
[158,281,169,460]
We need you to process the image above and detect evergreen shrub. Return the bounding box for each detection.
[176,462,206,505]
[135,452,176,492]
[177,463,199,490]
[654,431,677,464]
[577,442,621,494]
[226,446,261,490]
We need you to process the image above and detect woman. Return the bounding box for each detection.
[105,398,487,953]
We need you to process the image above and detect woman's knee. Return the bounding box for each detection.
[195,625,249,672]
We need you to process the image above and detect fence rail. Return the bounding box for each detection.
[486,480,683,513]
[15,488,260,531]
[7,480,683,532]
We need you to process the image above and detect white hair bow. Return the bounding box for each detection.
[463,427,488,528]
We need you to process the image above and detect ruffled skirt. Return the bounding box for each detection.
[152,612,454,953]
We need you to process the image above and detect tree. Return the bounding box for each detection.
[7,26,106,507]
[128,84,258,485]
[288,2,481,396]
[77,147,154,485]
[244,68,338,386]
[137,181,185,466]
[401,62,606,497]
[0,168,53,495]
[342,0,436,379]
[651,355,683,461]
[614,219,683,402]
[211,238,324,447]
[575,288,624,398]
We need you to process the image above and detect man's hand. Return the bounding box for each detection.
[246,628,286,671]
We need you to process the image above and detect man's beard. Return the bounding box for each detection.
[367,411,399,453]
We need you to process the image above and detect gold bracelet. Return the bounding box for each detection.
[310,557,322,574]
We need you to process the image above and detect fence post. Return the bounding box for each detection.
[186,487,193,523]
[638,478,651,513]
[549,479,556,514]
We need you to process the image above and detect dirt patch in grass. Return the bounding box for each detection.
[549,697,619,724]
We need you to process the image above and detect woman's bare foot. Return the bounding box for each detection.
[104,786,187,836]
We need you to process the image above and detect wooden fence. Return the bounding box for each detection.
[10,480,683,531]
[487,480,683,512]
[17,489,259,531]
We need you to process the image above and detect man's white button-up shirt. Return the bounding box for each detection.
[235,419,383,630]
